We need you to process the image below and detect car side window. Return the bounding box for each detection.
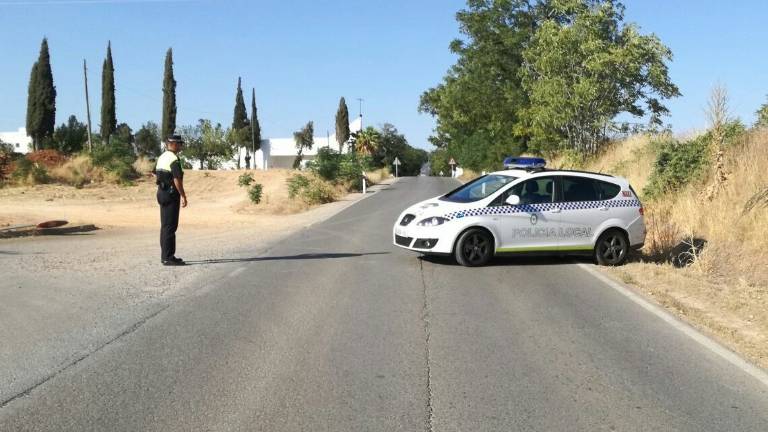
[561,176,600,202]
[595,180,621,200]
[492,177,555,206]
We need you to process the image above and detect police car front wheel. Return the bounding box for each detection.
[595,229,629,266]
[455,228,494,267]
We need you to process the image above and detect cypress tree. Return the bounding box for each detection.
[250,88,261,152]
[335,97,350,153]
[232,77,248,169]
[26,38,56,151]
[26,62,40,151]
[100,41,116,145]
[162,48,177,141]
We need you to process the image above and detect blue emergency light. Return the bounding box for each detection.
[503,157,547,170]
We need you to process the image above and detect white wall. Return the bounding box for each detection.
[0,128,31,154]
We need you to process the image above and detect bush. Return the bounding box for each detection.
[307,149,370,191]
[90,142,138,183]
[286,173,337,204]
[644,135,708,198]
[12,158,50,185]
[287,173,310,199]
[248,183,263,204]
[238,172,254,187]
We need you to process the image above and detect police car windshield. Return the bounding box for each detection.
[440,174,517,203]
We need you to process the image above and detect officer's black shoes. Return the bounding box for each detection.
[162,259,186,266]
[170,256,185,264]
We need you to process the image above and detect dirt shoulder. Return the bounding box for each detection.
[603,261,768,371]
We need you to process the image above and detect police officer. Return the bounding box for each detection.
[155,135,187,266]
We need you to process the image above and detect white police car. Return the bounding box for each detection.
[393,157,645,266]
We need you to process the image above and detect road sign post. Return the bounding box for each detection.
[449,158,457,178]
[393,157,401,178]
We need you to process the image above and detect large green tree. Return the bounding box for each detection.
[420,0,679,168]
[293,121,314,169]
[419,0,537,171]
[520,0,680,155]
[335,97,350,153]
[100,41,117,145]
[232,77,249,168]
[181,119,232,170]
[52,115,87,154]
[26,38,57,151]
[135,121,161,157]
[162,48,177,141]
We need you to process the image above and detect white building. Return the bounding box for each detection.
[226,116,363,170]
[0,128,32,154]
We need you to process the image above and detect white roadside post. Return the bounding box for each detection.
[393,156,401,178]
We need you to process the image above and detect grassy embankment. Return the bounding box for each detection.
[552,131,768,369]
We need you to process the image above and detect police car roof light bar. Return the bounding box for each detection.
[503,157,546,171]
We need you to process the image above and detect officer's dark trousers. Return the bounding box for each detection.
[158,191,180,262]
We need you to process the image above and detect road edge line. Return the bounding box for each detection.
[576,262,768,388]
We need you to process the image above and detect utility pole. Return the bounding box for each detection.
[356,97,364,129]
[83,59,93,152]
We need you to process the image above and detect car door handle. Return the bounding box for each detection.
[550,208,561,214]
[599,206,609,211]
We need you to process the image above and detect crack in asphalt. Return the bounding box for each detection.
[419,257,435,432]
[0,303,170,410]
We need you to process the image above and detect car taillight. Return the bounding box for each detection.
[639,207,644,215]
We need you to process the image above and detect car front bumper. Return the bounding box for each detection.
[392,223,457,255]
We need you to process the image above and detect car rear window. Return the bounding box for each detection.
[562,177,599,202]
[595,180,621,200]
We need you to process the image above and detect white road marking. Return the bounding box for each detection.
[228,267,246,278]
[577,263,768,388]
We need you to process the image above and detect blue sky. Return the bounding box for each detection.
[0,0,767,149]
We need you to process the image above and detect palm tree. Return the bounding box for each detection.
[353,126,381,156]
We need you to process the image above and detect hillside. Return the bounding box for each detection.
[555,130,768,369]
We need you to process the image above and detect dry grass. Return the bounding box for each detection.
[50,155,108,187]
[367,167,391,183]
[0,169,331,228]
[458,168,480,182]
[583,129,768,369]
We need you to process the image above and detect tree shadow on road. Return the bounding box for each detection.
[184,252,389,265]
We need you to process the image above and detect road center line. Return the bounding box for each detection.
[577,263,768,388]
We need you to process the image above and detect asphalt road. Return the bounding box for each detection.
[1,176,767,431]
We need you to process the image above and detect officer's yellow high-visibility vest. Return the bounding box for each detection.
[156,150,180,173]
[155,151,182,191]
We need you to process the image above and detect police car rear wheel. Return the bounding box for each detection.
[455,229,493,267]
[595,230,629,266]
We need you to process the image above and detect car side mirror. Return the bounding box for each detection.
[505,195,521,206]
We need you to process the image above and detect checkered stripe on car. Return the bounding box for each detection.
[444,199,641,220]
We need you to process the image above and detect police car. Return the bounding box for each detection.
[393,157,645,266]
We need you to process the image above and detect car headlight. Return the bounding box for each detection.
[417,216,448,227]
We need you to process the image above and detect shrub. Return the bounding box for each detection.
[286,173,337,204]
[287,173,310,199]
[308,149,370,191]
[238,172,254,187]
[12,158,50,185]
[309,147,342,181]
[90,142,138,183]
[248,183,263,204]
